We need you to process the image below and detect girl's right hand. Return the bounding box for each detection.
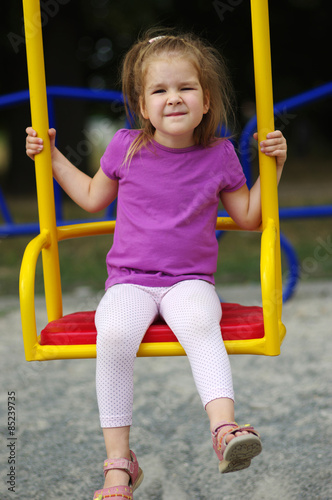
[25,127,56,160]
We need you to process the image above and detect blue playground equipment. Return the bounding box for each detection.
[1,81,332,302]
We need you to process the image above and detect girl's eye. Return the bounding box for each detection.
[182,87,194,91]
[153,89,165,94]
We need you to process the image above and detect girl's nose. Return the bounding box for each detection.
[167,93,182,105]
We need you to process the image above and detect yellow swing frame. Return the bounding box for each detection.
[20,0,286,361]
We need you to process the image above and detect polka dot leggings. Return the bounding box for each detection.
[95,280,234,428]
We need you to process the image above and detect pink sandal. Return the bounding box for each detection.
[212,421,262,474]
[93,450,144,499]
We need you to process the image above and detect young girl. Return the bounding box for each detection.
[26,31,287,500]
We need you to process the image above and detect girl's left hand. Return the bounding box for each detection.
[253,130,287,170]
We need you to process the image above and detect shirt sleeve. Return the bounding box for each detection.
[100,129,134,180]
[221,140,247,193]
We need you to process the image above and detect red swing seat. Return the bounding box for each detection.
[40,303,264,346]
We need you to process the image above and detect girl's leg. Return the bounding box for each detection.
[102,426,131,489]
[160,280,234,406]
[160,280,248,441]
[95,284,158,488]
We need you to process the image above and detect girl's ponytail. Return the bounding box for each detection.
[121,40,145,127]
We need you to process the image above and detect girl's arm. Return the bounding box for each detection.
[220,130,287,230]
[26,127,118,213]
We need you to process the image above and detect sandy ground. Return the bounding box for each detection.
[0,281,331,500]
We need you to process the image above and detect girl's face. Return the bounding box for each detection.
[140,57,209,148]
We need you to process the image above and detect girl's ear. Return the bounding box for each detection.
[139,97,149,120]
[203,91,210,114]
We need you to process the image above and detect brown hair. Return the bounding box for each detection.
[121,29,235,164]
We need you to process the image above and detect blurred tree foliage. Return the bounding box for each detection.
[0,0,330,192]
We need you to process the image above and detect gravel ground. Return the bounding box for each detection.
[0,281,331,500]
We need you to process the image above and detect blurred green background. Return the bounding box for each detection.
[1,0,331,297]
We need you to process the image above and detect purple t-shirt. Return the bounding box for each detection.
[100,129,246,289]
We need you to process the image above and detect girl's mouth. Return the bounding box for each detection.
[165,112,186,117]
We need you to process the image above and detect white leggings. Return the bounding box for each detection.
[95,280,234,428]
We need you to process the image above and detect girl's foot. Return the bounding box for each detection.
[103,467,130,489]
[220,423,250,444]
[212,421,262,473]
[93,451,144,500]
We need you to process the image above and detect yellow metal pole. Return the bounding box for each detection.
[250,0,278,226]
[250,0,283,347]
[19,230,50,360]
[22,0,62,322]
